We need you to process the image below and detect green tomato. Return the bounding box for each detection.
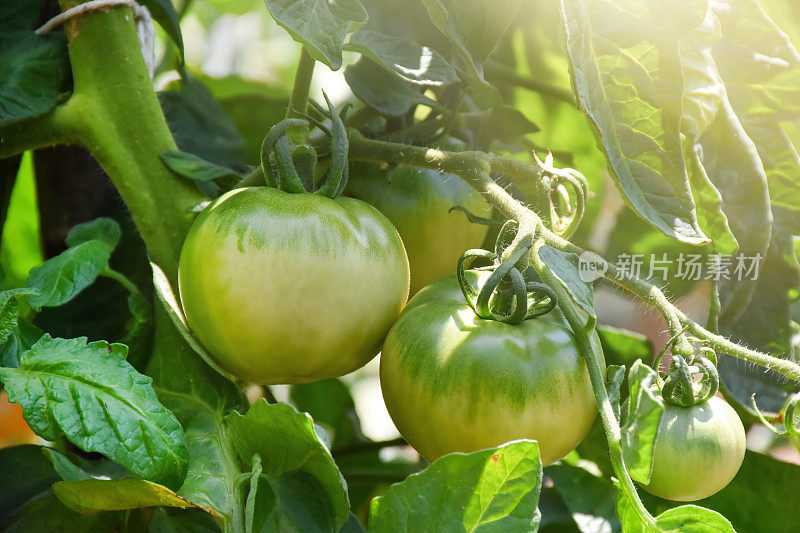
[642,396,746,501]
[178,187,409,384]
[347,164,489,294]
[380,272,604,465]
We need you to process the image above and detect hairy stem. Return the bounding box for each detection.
[530,240,656,527]
[347,131,800,383]
[46,2,206,285]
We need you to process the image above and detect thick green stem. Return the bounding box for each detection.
[530,240,656,528]
[286,47,316,119]
[57,1,206,284]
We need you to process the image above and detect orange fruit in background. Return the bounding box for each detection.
[0,391,38,448]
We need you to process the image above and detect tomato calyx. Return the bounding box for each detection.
[260,92,350,199]
[660,353,720,407]
[533,151,589,239]
[456,220,557,325]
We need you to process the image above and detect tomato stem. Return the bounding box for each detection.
[286,46,316,120]
[529,239,658,528]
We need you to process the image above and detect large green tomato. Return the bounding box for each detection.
[641,396,745,501]
[380,272,604,465]
[178,187,409,384]
[347,164,489,294]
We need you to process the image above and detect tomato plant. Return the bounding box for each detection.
[0,0,799,531]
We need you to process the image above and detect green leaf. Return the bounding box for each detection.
[561,0,709,245]
[616,483,735,532]
[25,240,111,311]
[0,335,189,489]
[0,317,42,368]
[345,58,435,116]
[718,207,800,412]
[160,78,248,173]
[369,440,543,532]
[0,1,49,31]
[0,445,60,525]
[161,150,239,183]
[620,361,664,484]
[264,0,368,70]
[692,450,800,532]
[547,461,619,533]
[605,364,626,422]
[421,0,524,81]
[228,401,350,531]
[290,378,364,448]
[0,288,37,345]
[597,325,652,368]
[344,30,457,86]
[0,32,70,126]
[52,478,208,515]
[65,217,122,252]
[538,245,595,317]
[146,306,244,528]
[463,106,540,149]
[245,454,338,532]
[655,505,735,532]
[140,0,184,61]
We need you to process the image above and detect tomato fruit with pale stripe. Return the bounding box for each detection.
[380,271,604,465]
[178,186,409,384]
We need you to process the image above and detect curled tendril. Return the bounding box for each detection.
[456,237,557,325]
[532,151,589,239]
[661,353,720,407]
[259,92,349,198]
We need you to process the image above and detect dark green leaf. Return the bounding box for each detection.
[0,32,70,126]
[344,30,457,86]
[160,78,248,173]
[538,245,595,317]
[161,150,239,183]
[0,317,42,368]
[369,440,542,532]
[0,445,60,525]
[140,0,184,61]
[345,58,434,116]
[228,401,350,531]
[0,335,188,489]
[421,0,524,81]
[0,1,49,32]
[264,0,368,70]
[339,513,366,533]
[547,462,620,533]
[246,455,338,532]
[290,378,364,448]
[561,0,709,245]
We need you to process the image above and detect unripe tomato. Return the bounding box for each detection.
[178,187,409,384]
[347,164,489,294]
[380,272,604,465]
[641,396,746,501]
